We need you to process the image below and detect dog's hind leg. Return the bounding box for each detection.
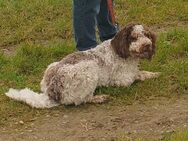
[58,61,100,105]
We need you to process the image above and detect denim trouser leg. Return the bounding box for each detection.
[73,0,101,51]
[73,0,118,51]
[97,0,118,42]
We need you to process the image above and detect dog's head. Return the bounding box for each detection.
[111,23,156,60]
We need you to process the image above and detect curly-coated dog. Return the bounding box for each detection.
[5,23,160,108]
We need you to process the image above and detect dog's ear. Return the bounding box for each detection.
[111,24,135,59]
[150,31,157,56]
[144,28,157,59]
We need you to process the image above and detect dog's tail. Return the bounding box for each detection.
[5,88,59,108]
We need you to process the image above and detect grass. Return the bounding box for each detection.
[0,0,72,47]
[0,0,188,140]
[116,0,188,25]
[0,0,187,47]
[117,129,188,141]
[161,129,188,141]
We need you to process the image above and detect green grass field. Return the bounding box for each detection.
[0,0,188,140]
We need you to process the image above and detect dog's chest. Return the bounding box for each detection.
[109,58,139,86]
[96,57,139,87]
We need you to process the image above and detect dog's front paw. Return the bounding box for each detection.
[137,71,161,81]
[152,72,161,78]
[145,71,161,78]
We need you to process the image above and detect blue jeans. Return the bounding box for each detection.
[73,0,118,51]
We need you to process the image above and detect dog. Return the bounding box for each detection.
[5,23,160,108]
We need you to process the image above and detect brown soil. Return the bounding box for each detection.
[1,96,188,141]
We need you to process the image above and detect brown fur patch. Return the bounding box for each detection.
[46,75,64,102]
[111,23,136,59]
[143,27,157,59]
[60,52,92,64]
[59,51,106,66]
[43,66,58,87]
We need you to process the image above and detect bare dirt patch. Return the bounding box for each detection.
[1,95,188,141]
[0,45,17,57]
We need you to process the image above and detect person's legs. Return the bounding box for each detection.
[97,0,118,42]
[73,0,101,51]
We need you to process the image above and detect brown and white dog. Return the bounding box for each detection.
[6,23,160,108]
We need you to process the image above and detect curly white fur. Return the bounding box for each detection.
[6,88,59,108]
[5,24,159,108]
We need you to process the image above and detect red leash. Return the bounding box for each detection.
[107,0,116,25]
